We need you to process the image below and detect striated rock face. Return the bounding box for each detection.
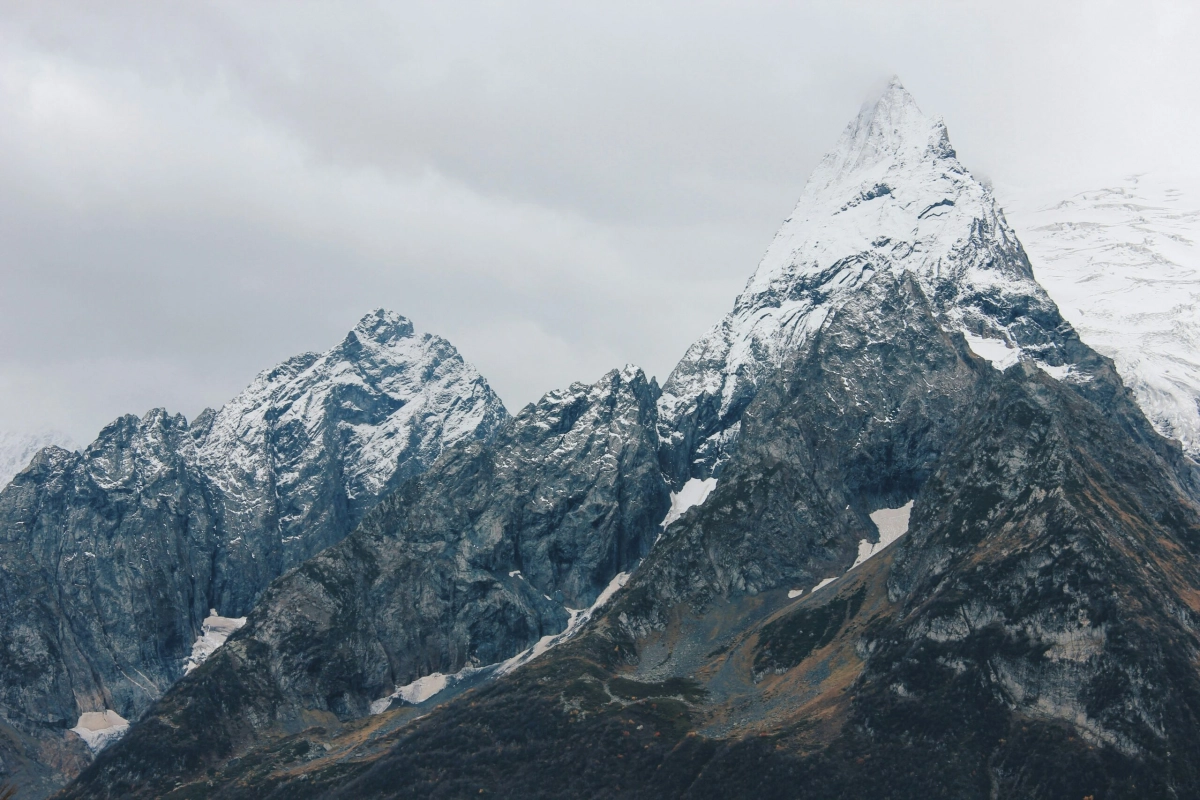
[0,311,505,797]
[659,79,1077,485]
[61,368,668,794]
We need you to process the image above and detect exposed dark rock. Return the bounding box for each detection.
[0,311,505,797]
[59,367,668,797]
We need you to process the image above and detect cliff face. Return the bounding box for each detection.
[58,368,668,796]
[0,311,506,797]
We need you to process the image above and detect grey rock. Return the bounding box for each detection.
[0,310,505,797]
[61,367,668,794]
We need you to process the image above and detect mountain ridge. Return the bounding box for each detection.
[0,310,506,798]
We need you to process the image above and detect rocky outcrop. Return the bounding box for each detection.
[0,311,505,797]
[196,308,508,614]
[61,367,668,796]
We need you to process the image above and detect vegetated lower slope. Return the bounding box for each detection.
[0,310,505,799]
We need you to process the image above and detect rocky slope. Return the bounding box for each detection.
[1002,173,1200,459]
[0,311,505,798]
[276,298,1199,798]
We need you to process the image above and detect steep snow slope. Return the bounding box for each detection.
[0,430,76,487]
[659,79,1075,483]
[1002,173,1200,458]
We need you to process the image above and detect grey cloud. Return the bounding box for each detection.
[0,0,1196,443]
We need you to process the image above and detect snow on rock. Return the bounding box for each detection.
[811,577,838,594]
[661,477,718,528]
[1001,173,1200,457]
[368,666,491,714]
[196,308,507,557]
[852,500,914,570]
[370,571,635,714]
[659,78,1076,481]
[70,710,130,753]
[495,571,631,679]
[962,332,1021,372]
[183,610,247,674]
[0,429,76,488]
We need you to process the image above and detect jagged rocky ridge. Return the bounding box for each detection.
[60,81,1200,798]
[242,272,1198,799]
[61,367,667,795]
[0,310,505,797]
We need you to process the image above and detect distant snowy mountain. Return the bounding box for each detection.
[0,429,76,487]
[659,79,1081,484]
[1001,173,1200,458]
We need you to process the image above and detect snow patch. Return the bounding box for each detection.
[811,577,838,594]
[661,478,718,528]
[184,610,246,674]
[962,332,1020,371]
[787,589,804,599]
[851,501,914,570]
[70,710,129,753]
[370,571,634,714]
[368,665,491,715]
[1036,362,1073,381]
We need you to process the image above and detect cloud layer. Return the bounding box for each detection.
[1,1,1197,442]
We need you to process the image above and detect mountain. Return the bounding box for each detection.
[61,82,1200,799]
[1001,173,1200,459]
[194,308,508,613]
[58,366,667,795]
[0,430,76,489]
[659,79,1078,485]
[0,311,505,798]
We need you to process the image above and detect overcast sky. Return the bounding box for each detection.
[1,1,1197,445]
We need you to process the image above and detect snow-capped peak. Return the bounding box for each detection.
[351,308,416,345]
[802,78,953,202]
[196,310,508,558]
[659,79,1070,483]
